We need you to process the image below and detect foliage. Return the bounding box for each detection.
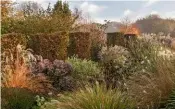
[1,0,14,34]
[39,100,59,109]
[31,57,75,92]
[126,54,175,109]
[100,45,133,88]
[126,38,158,72]
[66,56,103,85]
[35,95,46,107]
[57,82,135,109]
[127,34,175,73]
[68,32,92,59]
[1,1,79,35]
[28,32,69,60]
[107,32,125,47]
[32,95,59,109]
[135,14,175,36]
[1,0,13,19]
[165,89,175,109]
[90,44,103,61]
[90,24,106,61]
[1,45,52,93]
[1,87,36,109]
[1,33,28,56]
[32,95,46,109]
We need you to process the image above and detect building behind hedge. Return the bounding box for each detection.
[105,22,138,47]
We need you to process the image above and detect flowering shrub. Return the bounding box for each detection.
[100,45,133,88]
[1,45,52,93]
[124,33,175,108]
[31,58,74,92]
[66,56,103,86]
[126,58,175,108]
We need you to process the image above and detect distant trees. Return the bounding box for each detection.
[135,14,175,36]
[1,0,80,35]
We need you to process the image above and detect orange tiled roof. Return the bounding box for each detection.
[120,25,140,35]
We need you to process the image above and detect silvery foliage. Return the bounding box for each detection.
[100,45,131,68]
[13,45,73,76]
[100,45,133,83]
[140,33,175,60]
[33,95,59,109]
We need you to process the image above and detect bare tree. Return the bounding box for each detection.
[120,16,132,34]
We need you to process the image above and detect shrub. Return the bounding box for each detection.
[31,57,75,92]
[66,56,103,85]
[68,32,91,59]
[38,100,59,109]
[28,32,69,61]
[126,38,159,73]
[90,44,103,62]
[126,58,175,109]
[1,1,77,35]
[124,35,175,108]
[32,95,60,109]
[1,45,52,93]
[165,89,175,109]
[100,45,133,88]
[57,82,135,109]
[1,87,36,109]
[1,33,28,56]
[127,34,175,73]
[90,25,106,61]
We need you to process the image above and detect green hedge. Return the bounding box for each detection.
[2,32,92,61]
[28,32,69,61]
[68,32,91,59]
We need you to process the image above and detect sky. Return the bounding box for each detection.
[13,0,175,23]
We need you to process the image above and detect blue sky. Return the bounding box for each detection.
[14,0,175,23]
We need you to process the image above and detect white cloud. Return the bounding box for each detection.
[123,9,132,16]
[144,0,159,7]
[150,11,158,15]
[93,17,120,24]
[164,11,175,19]
[80,2,107,16]
[13,0,56,9]
[77,2,107,23]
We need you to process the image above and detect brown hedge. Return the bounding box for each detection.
[107,32,125,47]
[68,32,91,59]
[28,32,69,61]
[1,33,28,56]
[107,32,138,47]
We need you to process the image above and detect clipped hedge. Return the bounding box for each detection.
[107,32,137,47]
[1,33,28,56]
[68,32,91,59]
[107,32,124,47]
[28,32,69,61]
